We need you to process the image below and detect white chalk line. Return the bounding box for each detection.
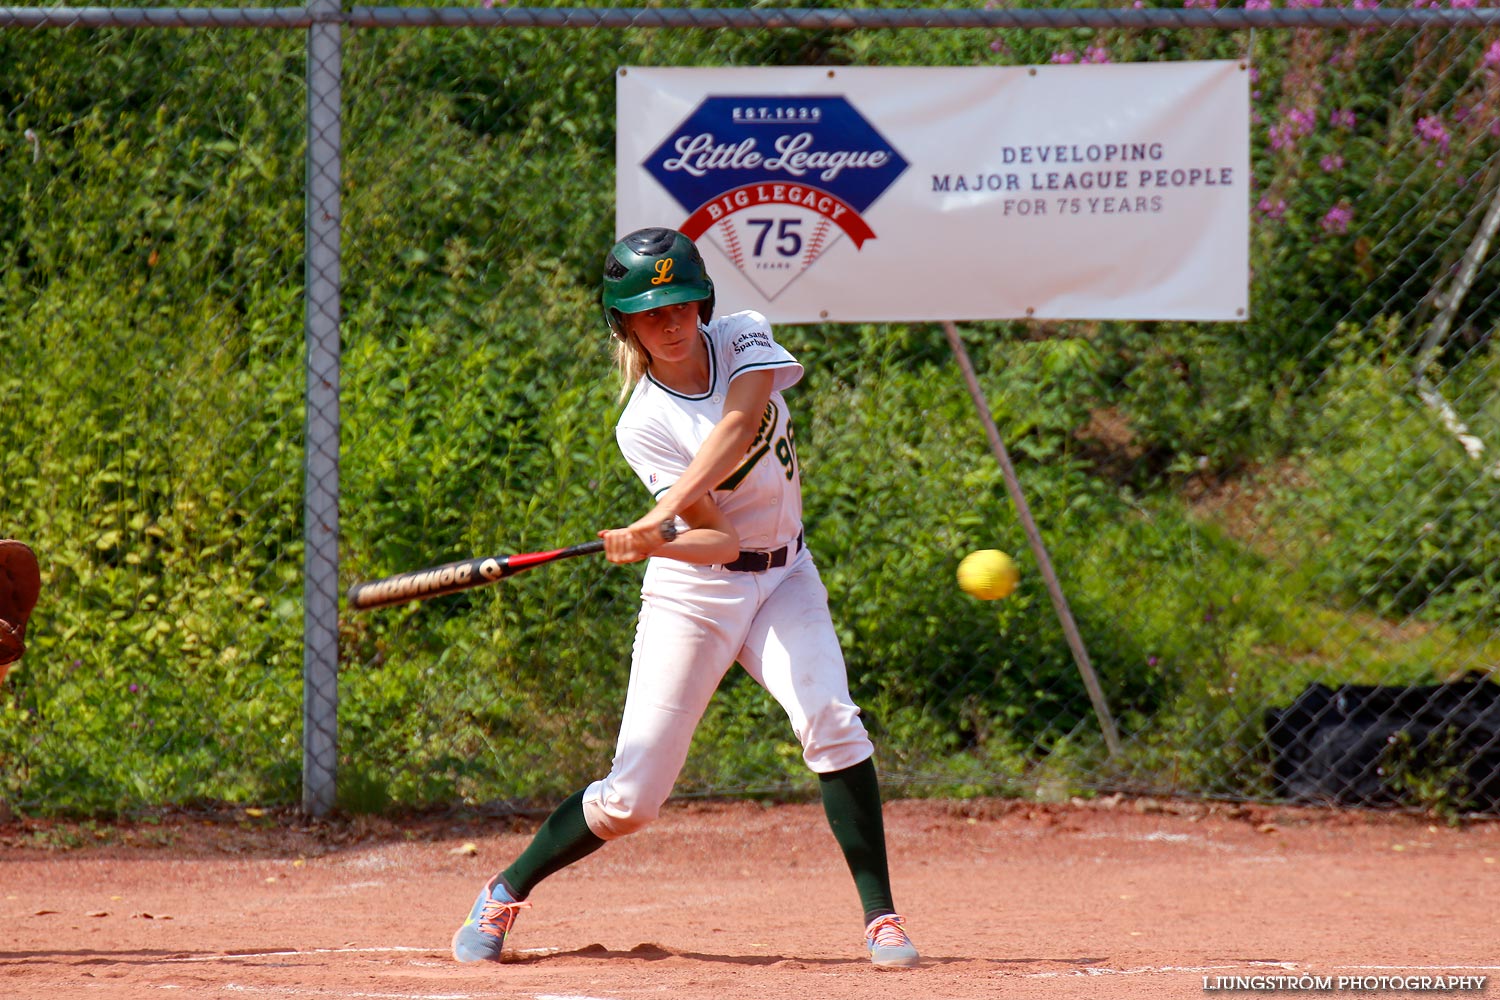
[152,947,619,1000]
[219,988,489,999]
[148,950,1500,996]
[1341,966,1500,972]
[1024,962,1296,979]
[1022,963,1500,980]
[162,946,431,963]
[212,991,619,1000]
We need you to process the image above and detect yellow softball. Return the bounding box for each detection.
[957,549,1020,601]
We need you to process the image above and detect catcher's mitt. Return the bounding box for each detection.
[0,540,41,675]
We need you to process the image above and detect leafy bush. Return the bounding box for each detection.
[2,16,1497,816]
[1276,324,1499,626]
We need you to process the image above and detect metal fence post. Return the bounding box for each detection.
[302,0,343,817]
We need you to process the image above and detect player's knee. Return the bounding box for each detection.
[798,700,873,771]
[603,800,660,838]
[583,786,663,839]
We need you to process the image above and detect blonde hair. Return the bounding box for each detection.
[613,325,651,402]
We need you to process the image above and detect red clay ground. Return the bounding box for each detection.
[2,796,1497,1000]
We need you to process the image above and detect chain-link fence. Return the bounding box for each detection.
[1,5,1496,819]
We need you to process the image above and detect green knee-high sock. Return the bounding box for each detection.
[818,757,897,925]
[499,789,606,900]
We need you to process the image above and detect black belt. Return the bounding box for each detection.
[723,530,804,573]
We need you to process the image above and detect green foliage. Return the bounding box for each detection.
[1382,726,1466,822]
[1,30,305,814]
[2,19,1497,817]
[1272,324,1500,626]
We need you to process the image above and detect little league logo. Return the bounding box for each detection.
[644,96,908,301]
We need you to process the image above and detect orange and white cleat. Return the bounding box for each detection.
[451,875,531,963]
[865,912,920,969]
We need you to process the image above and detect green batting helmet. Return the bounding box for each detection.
[601,227,715,339]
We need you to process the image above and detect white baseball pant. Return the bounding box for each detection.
[582,545,873,839]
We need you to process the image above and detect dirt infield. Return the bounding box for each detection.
[2,797,1497,1000]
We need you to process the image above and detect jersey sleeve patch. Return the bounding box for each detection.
[718,310,804,392]
[730,326,775,356]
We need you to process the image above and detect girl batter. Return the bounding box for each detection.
[451,227,918,970]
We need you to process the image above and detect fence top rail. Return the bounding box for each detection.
[0,5,311,27]
[5,5,1500,31]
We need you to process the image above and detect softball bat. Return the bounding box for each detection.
[347,521,678,611]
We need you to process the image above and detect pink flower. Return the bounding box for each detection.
[1449,0,1477,8]
[1320,153,1344,172]
[1050,51,1078,64]
[1083,45,1111,63]
[1415,115,1451,151]
[1484,40,1500,68]
[1320,203,1354,235]
[1267,109,1315,151]
[1246,0,1272,7]
[1331,108,1357,129]
[1257,196,1288,220]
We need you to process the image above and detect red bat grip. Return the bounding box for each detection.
[504,541,600,570]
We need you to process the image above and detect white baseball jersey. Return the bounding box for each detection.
[615,310,804,552]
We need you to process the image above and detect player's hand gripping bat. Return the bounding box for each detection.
[346,521,678,611]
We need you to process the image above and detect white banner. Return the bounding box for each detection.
[616,63,1249,323]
